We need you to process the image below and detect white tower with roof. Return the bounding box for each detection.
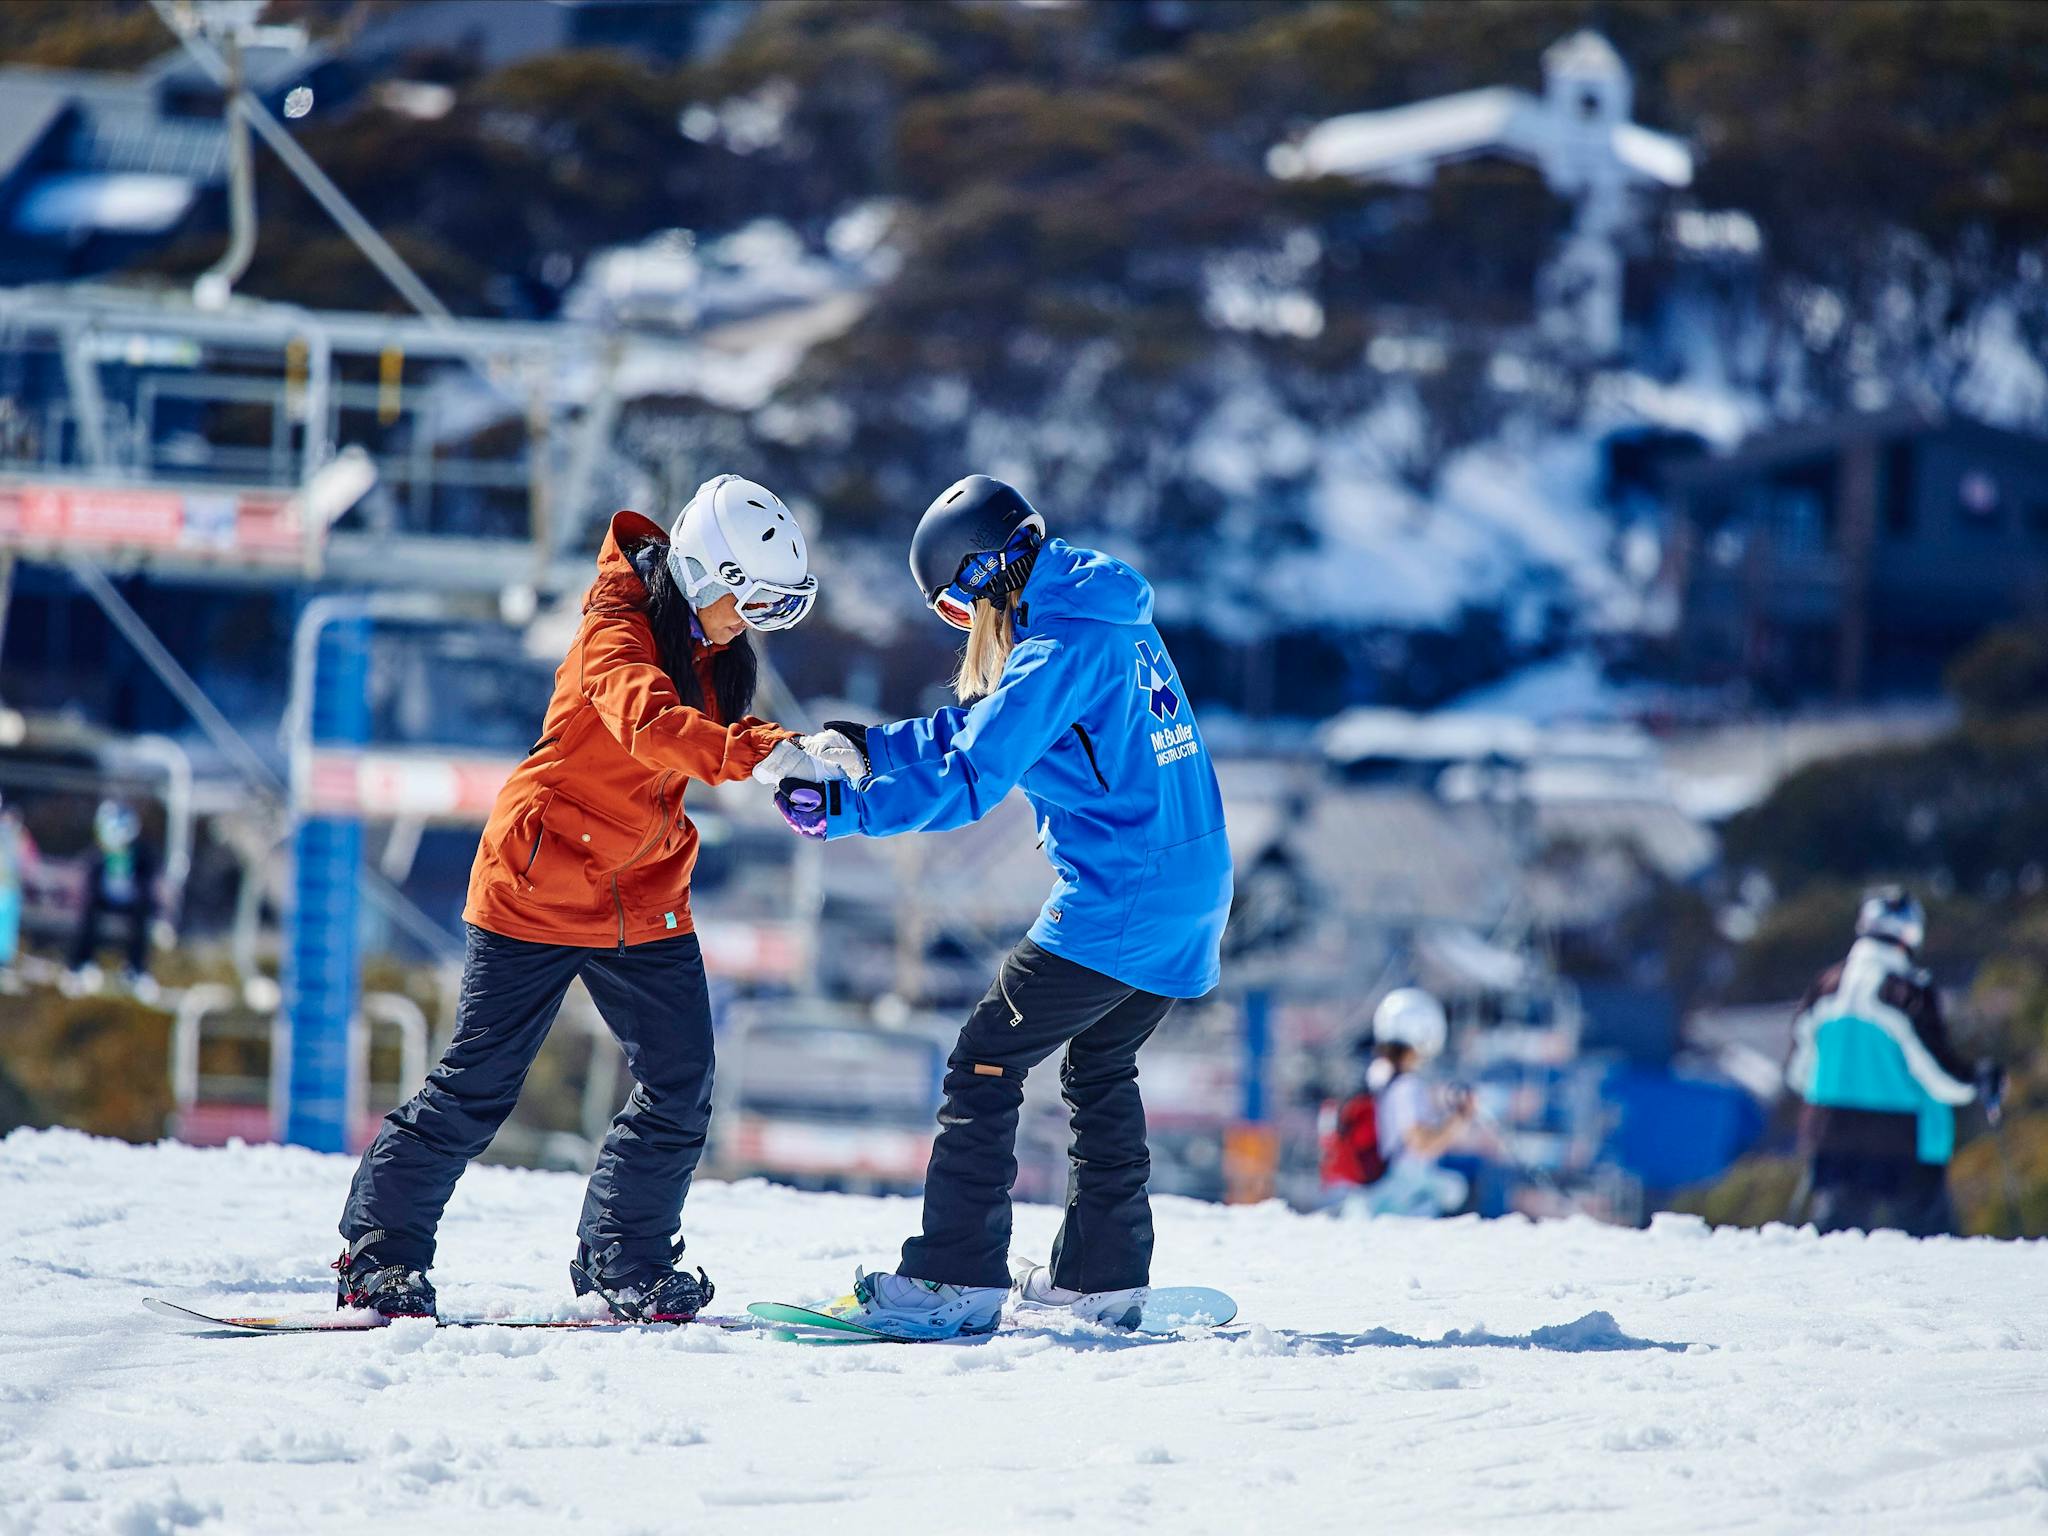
[1268,31,1692,356]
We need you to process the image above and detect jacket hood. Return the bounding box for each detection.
[584,510,667,614]
[1018,538,1153,630]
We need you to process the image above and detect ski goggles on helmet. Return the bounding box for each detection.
[928,526,1041,631]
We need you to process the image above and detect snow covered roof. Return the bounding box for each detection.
[1416,923,1536,992]
[1271,88,1690,190]
[1267,31,1690,191]
[11,171,197,237]
[1535,798,1717,881]
[1284,789,1516,927]
[1322,708,1538,766]
[1319,707,1655,772]
[1613,122,1693,188]
[0,72,71,178]
[0,64,229,184]
[1269,87,1521,184]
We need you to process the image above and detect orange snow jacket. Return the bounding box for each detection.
[462,510,795,948]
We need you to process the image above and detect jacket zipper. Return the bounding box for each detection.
[609,772,676,950]
[1071,724,1108,791]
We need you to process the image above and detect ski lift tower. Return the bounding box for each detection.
[1268,31,1692,357]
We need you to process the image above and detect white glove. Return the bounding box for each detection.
[799,728,870,784]
[751,737,846,787]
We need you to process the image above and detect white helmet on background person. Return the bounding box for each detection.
[666,474,816,632]
[1856,885,1926,952]
[94,798,139,851]
[1373,987,1449,1059]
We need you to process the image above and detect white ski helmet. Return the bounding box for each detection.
[666,474,816,632]
[94,798,140,850]
[1856,885,1925,952]
[1373,988,1449,1059]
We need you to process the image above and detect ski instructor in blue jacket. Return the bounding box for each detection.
[771,475,1232,1338]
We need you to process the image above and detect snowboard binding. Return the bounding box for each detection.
[570,1239,715,1324]
[333,1230,438,1319]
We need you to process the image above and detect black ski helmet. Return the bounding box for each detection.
[909,474,1045,609]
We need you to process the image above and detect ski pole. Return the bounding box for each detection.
[1983,1074,2027,1238]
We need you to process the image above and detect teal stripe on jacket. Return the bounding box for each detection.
[1804,1015,1955,1164]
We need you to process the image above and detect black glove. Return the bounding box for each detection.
[1976,1058,2006,1114]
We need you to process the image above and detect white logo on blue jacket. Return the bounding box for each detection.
[1139,641,1199,766]
[1136,641,1181,721]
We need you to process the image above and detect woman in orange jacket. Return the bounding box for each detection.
[335,476,835,1322]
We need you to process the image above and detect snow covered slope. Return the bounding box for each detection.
[5,1129,2046,1535]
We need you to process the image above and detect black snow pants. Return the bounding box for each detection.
[899,938,1174,1292]
[340,924,715,1273]
[1808,1153,1955,1238]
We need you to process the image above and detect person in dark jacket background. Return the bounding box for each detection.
[335,476,837,1322]
[65,799,157,999]
[1786,887,2001,1236]
[770,475,1233,1338]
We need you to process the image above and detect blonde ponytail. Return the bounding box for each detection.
[954,592,1017,702]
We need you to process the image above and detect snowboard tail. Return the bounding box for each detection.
[143,1297,745,1333]
[748,1285,1237,1343]
[1138,1286,1237,1330]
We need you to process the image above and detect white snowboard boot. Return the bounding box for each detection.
[823,1268,1005,1340]
[1009,1260,1148,1330]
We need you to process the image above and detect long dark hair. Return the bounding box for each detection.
[629,539,759,722]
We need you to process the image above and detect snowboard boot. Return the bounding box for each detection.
[1009,1259,1147,1330]
[333,1231,438,1319]
[570,1240,714,1323]
[819,1268,1006,1340]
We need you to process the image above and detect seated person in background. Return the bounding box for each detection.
[1362,988,1474,1218]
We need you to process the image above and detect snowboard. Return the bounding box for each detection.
[143,1297,749,1334]
[748,1285,1237,1343]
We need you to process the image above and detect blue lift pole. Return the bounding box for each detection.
[284,612,368,1151]
[1242,988,1271,1124]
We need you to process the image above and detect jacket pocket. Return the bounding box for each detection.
[504,787,653,911]
[1070,723,1109,791]
[544,785,655,872]
[509,789,554,880]
[1116,827,1232,991]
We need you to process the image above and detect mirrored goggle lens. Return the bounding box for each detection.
[738,582,816,632]
[932,588,975,630]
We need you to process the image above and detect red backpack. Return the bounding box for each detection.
[1319,1091,1388,1187]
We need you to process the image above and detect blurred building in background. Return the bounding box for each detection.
[1669,409,2048,699]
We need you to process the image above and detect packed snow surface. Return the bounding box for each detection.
[6,1131,2047,1535]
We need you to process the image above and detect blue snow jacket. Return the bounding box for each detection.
[821,539,1232,998]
